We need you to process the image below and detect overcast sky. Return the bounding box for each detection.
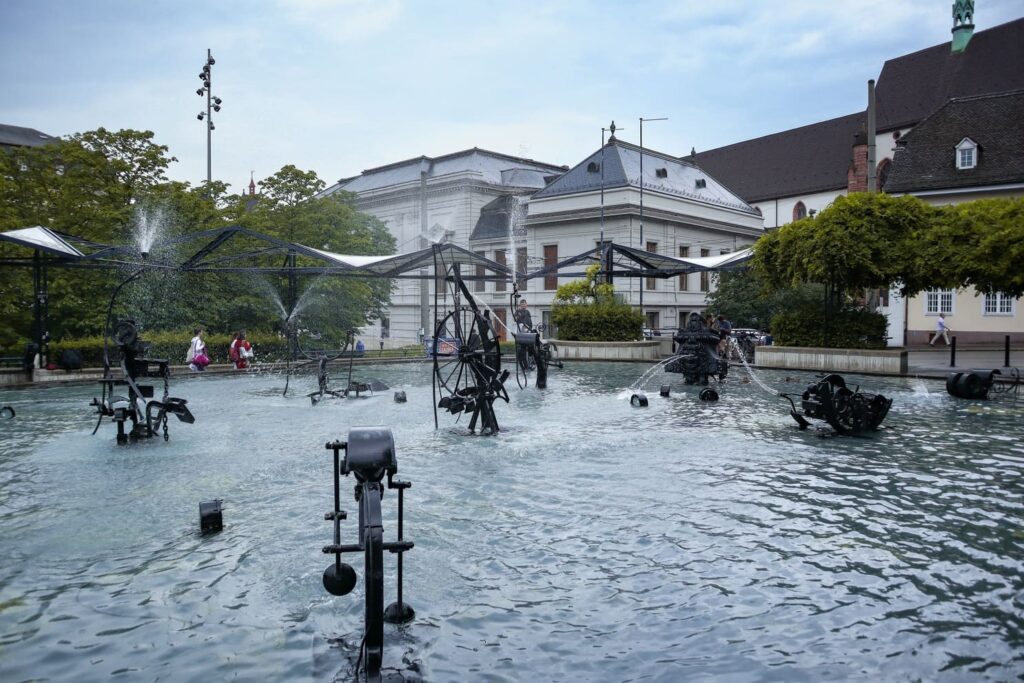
[2,0,1021,191]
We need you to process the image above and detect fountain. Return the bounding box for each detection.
[510,287,562,390]
[321,428,415,682]
[665,312,728,385]
[431,265,509,434]
[946,367,1021,400]
[90,319,195,444]
[782,373,892,435]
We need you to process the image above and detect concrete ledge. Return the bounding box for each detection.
[756,346,908,375]
[550,339,661,362]
[0,368,31,386]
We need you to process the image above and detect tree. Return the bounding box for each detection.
[705,268,824,331]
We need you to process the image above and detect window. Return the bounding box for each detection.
[544,245,558,290]
[793,201,807,221]
[694,178,706,189]
[678,311,691,328]
[474,250,486,292]
[380,317,390,338]
[646,311,660,330]
[494,250,507,292]
[955,137,978,170]
[925,289,954,314]
[678,246,689,291]
[655,168,668,178]
[983,292,1014,315]
[877,158,892,190]
[700,249,710,292]
[517,247,528,291]
[646,241,658,290]
[587,162,600,173]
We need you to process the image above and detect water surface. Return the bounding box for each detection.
[1,362,1022,681]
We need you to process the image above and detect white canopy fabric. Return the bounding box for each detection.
[0,226,84,258]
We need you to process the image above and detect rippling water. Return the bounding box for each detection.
[1,363,1022,681]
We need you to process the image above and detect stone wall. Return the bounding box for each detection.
[552,340,662,362]
[756,346,908,375]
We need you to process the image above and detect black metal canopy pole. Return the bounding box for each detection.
[32,250,49,369]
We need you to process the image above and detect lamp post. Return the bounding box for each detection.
[638,116,667,317]
[195,49,223,183]
[600,121,624,283]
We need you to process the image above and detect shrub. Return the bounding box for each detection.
[551,302,644,341]
[45,329,289,367]
[771,308,888,349]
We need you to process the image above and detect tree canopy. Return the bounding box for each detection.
[0,129,396,351]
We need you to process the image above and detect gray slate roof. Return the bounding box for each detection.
[885,90,1024,193]
[688,113,865,203]
[686,17,1024,204]
[470,194,527,242]
[532,139,758,215]
[0,124,57,148]
[875,18,1024,131]
[320,148,565,196]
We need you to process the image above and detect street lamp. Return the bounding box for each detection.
[638,116,667,316]
[195,49,223,183]
[600,121,624,282]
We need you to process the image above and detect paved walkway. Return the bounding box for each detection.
[906,345,1021,380]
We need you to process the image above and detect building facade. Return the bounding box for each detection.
[690,14,1024,346]
[318,148,566,345]
[468,138,763,337]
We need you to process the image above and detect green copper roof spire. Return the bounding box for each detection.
[951,0,975,53]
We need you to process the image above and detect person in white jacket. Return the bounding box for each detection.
[186,328,208,371]
[930,313,952,346]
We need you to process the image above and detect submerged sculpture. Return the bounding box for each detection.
[665,312,728,385]
[784,373,892,435]
[946,368,1020,400]
[511,291,562,390]
[90,320,194,444]
[322,428,414,682]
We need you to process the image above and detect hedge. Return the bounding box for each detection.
[771,308,888,349]
[550,302,644,342]
[42,330,289,368]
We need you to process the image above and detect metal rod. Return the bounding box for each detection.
[950,336,957,367]
[206,48,212,184]
[1006,335,1011,368]
[396,487,405,610]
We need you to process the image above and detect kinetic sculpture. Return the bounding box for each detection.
[90,320,194,444]
[510,291,562,390]
[321,428,414,683]
[783,373,892,435]
[665,312,728,385]
[432,266,509,434]
[946,368,1020,400]
[282,326,388,404]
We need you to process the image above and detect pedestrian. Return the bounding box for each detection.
[930,313,952,346]
[229,330,253,369]
[186,327,210,372]
[717,315,732,355]
[355,339,365,356]
[514,299,533,332]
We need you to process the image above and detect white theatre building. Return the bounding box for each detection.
[322,139,763,344]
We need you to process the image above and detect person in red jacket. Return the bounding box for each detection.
[229,331,253,369]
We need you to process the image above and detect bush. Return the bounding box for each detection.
[45,329,289,367]
[550,302,644,342]
[771,308,888,349]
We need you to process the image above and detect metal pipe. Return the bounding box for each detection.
[1006,335,1011,367]
[867,79,876,192]
[950,336,957,367]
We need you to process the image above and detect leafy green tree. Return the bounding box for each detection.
[705,268,824,331]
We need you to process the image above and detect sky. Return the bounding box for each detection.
[2,0,1022,192]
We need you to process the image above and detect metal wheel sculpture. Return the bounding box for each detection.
[283,325,387,404]
[514,331,561,390]
[432,267,509,434]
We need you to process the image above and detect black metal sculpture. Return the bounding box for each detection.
[90,319,195,444]
[282,326,388,405]
[783,373,892,435]
[665,312,728,385]
[947,368,1020,400]
[510,289,562,390]
[322,428,414,683]
[432,266,509,434]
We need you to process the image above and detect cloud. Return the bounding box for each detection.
[277,0,404,43]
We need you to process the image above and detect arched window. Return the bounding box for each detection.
[877,158,892,191]
[793,201,807,221]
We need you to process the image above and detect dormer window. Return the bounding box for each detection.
[586,162,600,173]
[955,137,978,170]
[655,168,668,178]
[694,178,706,189]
